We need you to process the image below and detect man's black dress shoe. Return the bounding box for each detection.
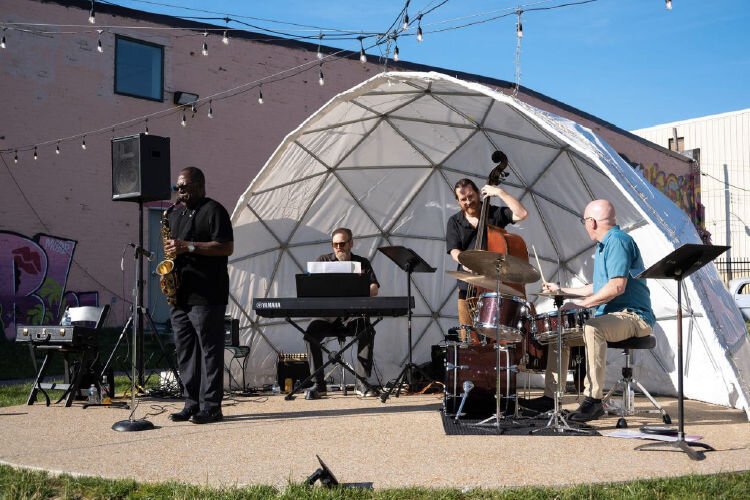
[169,407,199,422]
[568,397,604,422]
[518,395,554,413]
[190,407,223,424]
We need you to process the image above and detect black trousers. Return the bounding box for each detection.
[306,318,375,388]
[171,304,226,410]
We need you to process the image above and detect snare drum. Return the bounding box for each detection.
[443,342,516,418]
[532,308,591,344]
[472,293,530,342]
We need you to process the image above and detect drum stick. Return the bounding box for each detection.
[532,245,548,284]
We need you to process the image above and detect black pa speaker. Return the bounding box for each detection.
[112,133,171,202]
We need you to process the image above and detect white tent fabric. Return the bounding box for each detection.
[228,71,750,418]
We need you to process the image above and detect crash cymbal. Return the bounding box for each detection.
[528,290,583,299]
[458,250,541,284]
[445,271,520,296]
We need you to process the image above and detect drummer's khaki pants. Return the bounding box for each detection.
[544,311,652,400]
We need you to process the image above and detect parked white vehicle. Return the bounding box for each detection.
[729,278,750,321]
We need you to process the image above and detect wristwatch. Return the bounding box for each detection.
[187,242,196,253]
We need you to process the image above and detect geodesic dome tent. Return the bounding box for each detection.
[228,71,750,417]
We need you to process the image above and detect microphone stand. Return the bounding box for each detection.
[113,201,156,432]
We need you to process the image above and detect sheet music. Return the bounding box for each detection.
[306,261,361,274]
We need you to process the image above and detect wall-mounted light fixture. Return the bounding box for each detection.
[173,91,199,106]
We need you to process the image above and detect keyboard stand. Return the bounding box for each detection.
[28,345,94,407]
[284,316,382,400]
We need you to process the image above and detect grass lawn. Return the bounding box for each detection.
[1,461,749,499]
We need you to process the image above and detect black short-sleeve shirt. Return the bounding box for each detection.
[446,204,514,255]
[169,197,234,306]
[317,253,379,289]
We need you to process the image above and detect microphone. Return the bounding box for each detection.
[128,243,156,261]
[454,380,475,421]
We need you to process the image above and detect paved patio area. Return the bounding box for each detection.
[1,391,748,490]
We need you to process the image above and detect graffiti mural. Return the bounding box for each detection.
[0,231,98,341]
[625,161,703,227]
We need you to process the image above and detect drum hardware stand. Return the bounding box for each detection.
[377,246,436,403]
[531,293,593,435]
[634,244,727,461]
[474,260,523,428]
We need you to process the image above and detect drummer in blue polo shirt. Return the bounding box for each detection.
[519,199,655,422]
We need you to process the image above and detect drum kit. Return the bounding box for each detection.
[444,249,594,433]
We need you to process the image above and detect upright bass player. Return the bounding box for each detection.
[445,154,528,340]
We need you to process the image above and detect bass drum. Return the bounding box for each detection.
[443,342,516,418]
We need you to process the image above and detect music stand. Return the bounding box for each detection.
[635,243,728,460]
[377,246,436,402]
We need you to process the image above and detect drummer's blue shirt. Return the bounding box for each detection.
[593,226,655,326]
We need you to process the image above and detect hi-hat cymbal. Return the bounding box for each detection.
[445,271,520,296]
[458,250,541,284]
[528,290,582,299]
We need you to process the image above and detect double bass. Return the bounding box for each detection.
[464,150,531,342]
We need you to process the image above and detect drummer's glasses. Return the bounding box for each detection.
[579,216,600,225]
[332,240,350,247]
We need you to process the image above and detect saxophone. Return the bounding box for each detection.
[156,203,180,305]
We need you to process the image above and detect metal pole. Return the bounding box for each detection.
[723,164,733,282]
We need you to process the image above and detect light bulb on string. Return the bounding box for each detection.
[207,100,213,118]
[516,11,523,38]
[88,1,96,24]
[97,30,103,53]
[222,30,229,45]
[81,137,87,150]
[258,86,264,104]
[191,102,197,114]
[14,151,18,164]
[317,32,323,60]
[144,119,149,135]
[359,38,367,64]
[417,23,423,43]
[394,44,400,62]
[181,112,187,127]
[56,143,60,155]
[665,0,672,9]
[201,32,208,56]
[33,147,38,160]
[318,65,325,86]
[402,13,409,31]
[1,34,6,49]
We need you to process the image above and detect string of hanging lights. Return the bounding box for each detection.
[0,0,673,163]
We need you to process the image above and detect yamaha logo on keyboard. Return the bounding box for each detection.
[256,301,281,309]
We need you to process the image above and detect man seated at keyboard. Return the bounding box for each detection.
[305,227,380,398]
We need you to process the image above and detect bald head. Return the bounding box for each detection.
[582,199,616,241]
[585,200,615,223]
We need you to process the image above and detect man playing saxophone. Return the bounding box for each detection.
[164,166,233,424]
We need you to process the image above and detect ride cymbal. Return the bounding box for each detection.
[445,271,519,296]
[528,290,583,299]
[458,250,541,284]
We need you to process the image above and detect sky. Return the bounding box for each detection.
[107,0,749,131]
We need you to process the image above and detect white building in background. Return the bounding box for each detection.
[632,109,750,281]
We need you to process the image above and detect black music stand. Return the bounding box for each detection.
[377,246,436,402]
[635,243,728,460]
